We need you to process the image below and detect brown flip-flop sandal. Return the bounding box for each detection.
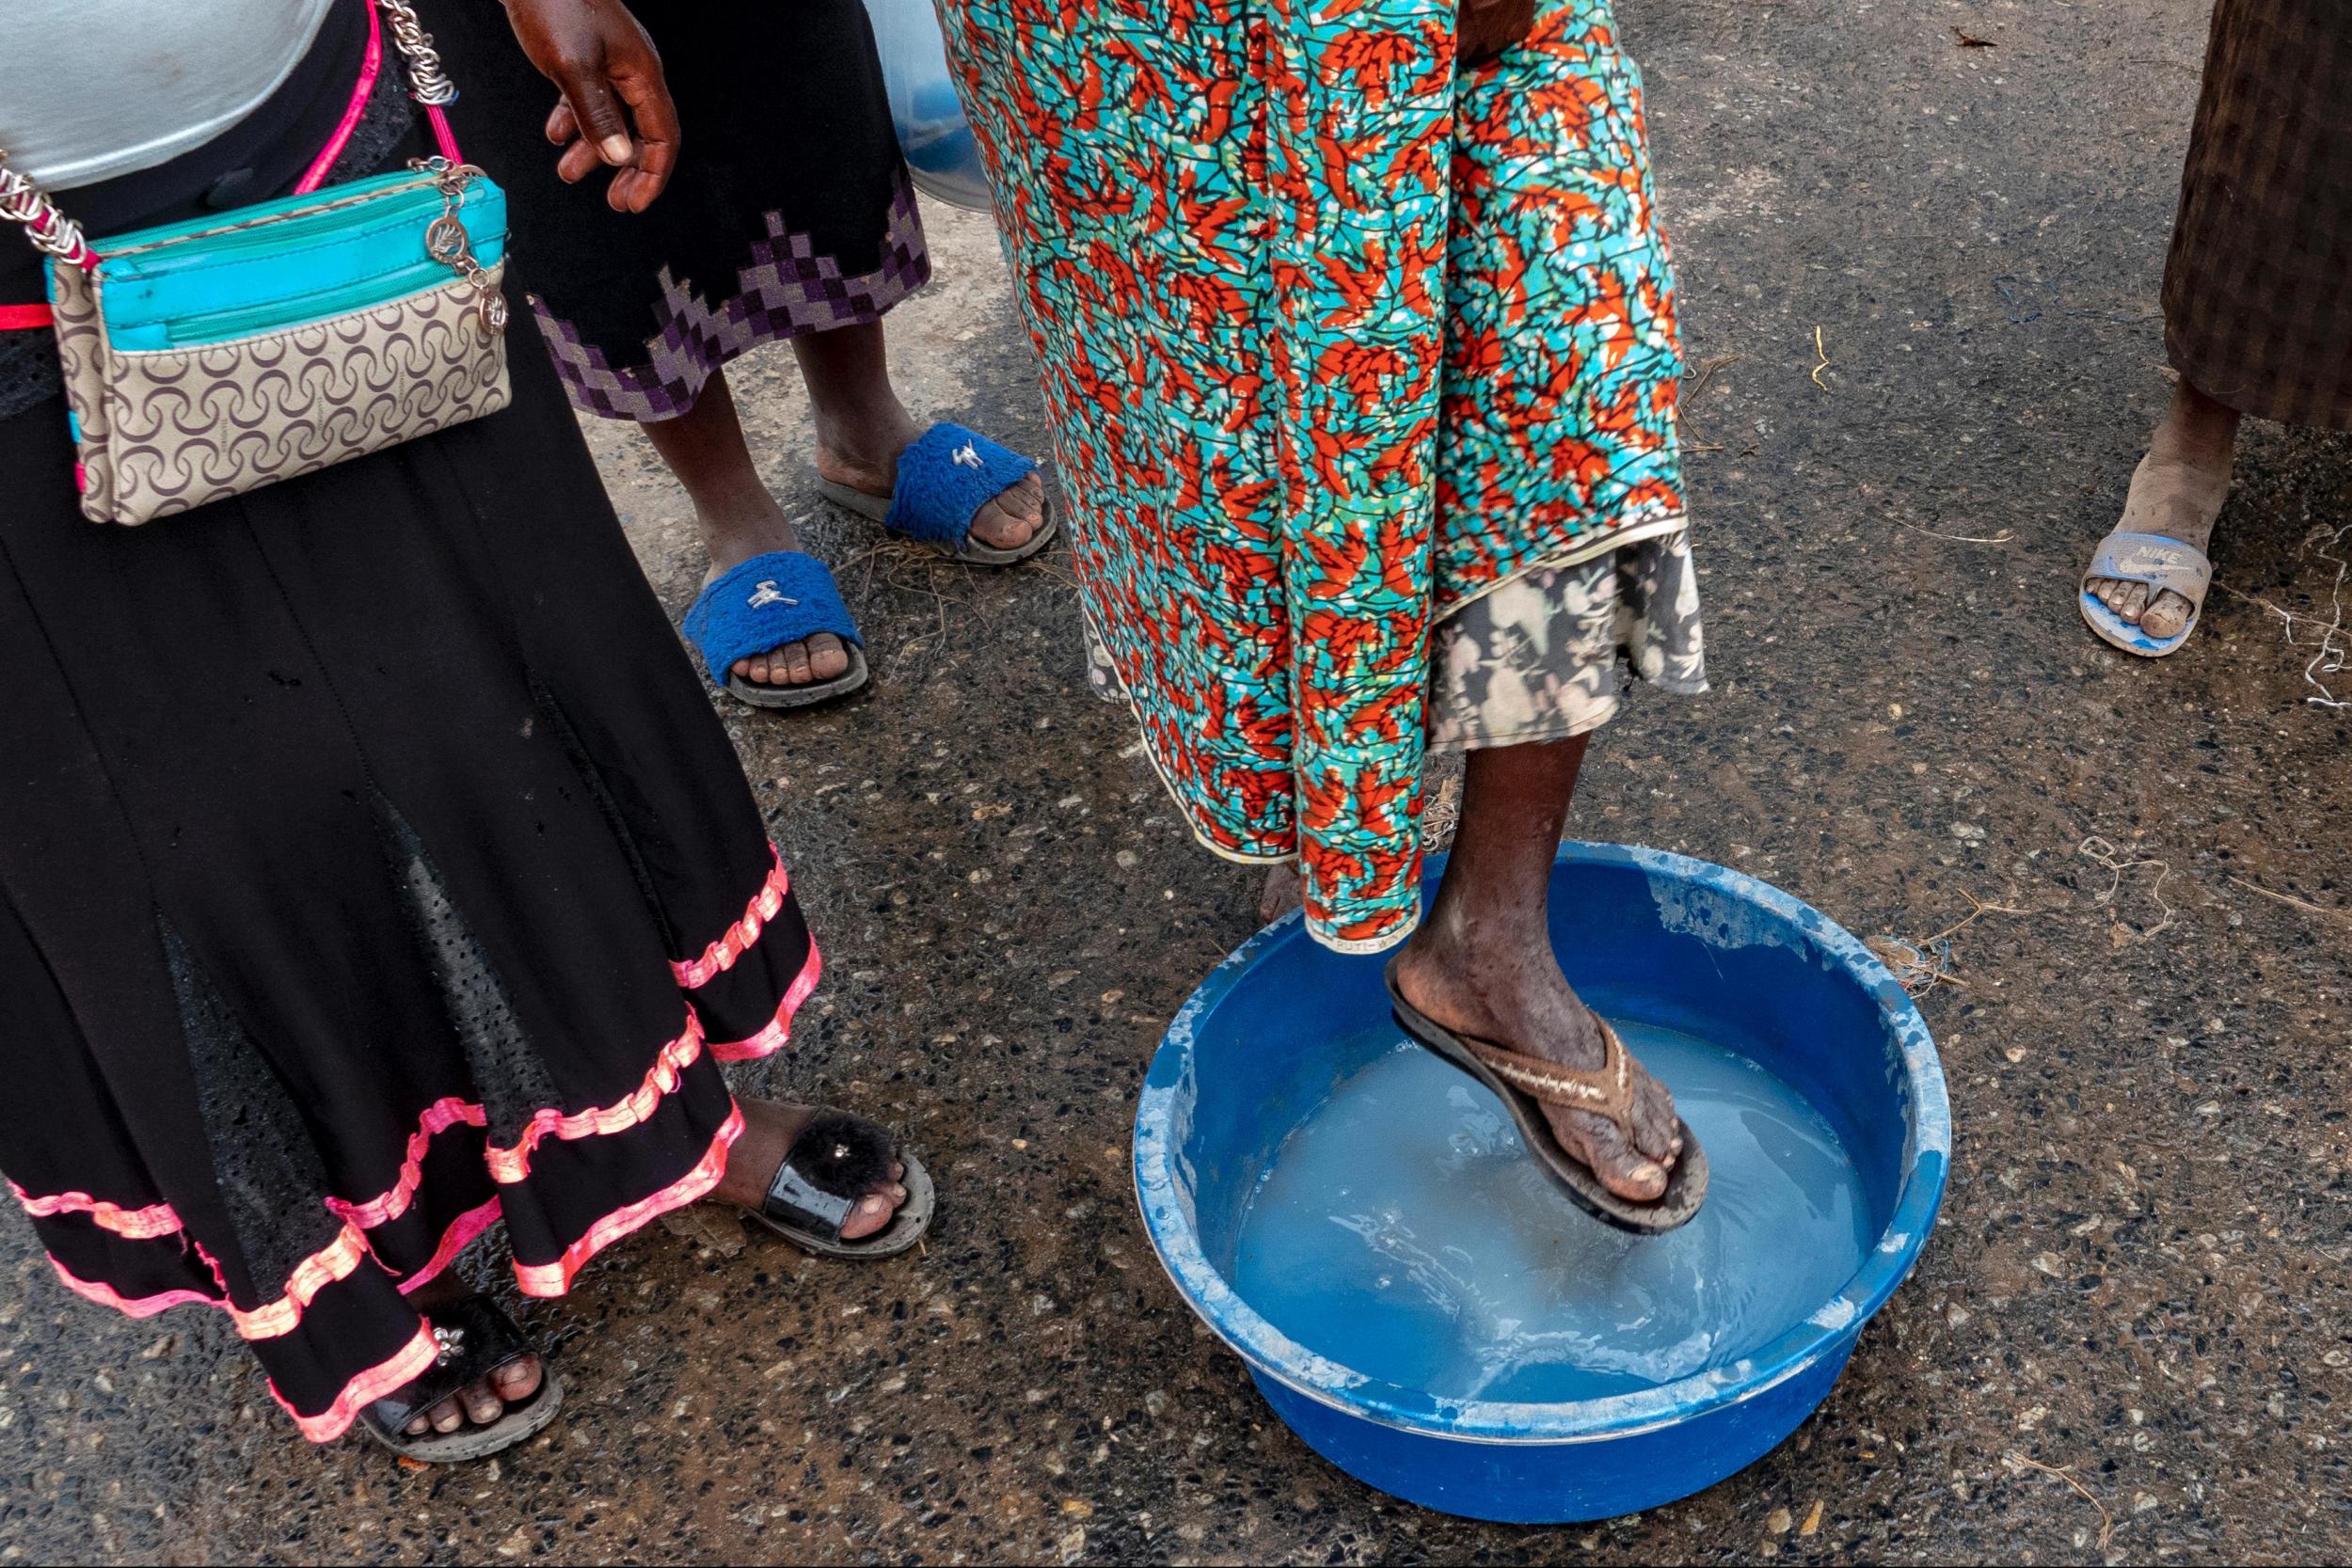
[1384,961,1708,1235]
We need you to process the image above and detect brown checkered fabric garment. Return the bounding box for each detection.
[2163,0,2352,430]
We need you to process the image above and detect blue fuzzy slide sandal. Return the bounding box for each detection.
[683,551,869,710]
[816,422,1057,565]
[2079,528,2213,658]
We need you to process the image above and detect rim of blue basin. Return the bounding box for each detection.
[1133,840,1951,1446]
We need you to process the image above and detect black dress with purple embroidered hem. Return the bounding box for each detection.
[0,26,822,1445]
[428,0,930,423]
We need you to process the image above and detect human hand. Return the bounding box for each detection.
[1457,0,1537,66]
[500,0,679,212]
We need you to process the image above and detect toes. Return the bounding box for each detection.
[968,499,1030,552]
[806,633,851,682]
[492,1354,543,1404]
[428,1395,465,1434]
[781,641,813,685]
[745,652,773,686]
[405,1412,433,1436]
[1552,1109,1668,1203]
[732,657,754,682]
[1009,472,1045,523]
[1628,1072,1680,1165]
[835,1189,900,1242]
[461,1379,503,1427]
[2091,577,2150,622]
[971,475,1047,551]
[2139,588,2192,640]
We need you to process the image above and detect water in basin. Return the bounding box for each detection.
[1231,1021,1873,1405]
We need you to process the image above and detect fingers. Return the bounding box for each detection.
[607,62,681,213]
[544,99,577,148]
[554,135,605,185]
[553,67,636,170]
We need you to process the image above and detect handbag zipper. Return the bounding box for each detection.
[96,169,446,264]
[157,258,494,345]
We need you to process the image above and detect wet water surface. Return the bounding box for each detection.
[1232,1023,1872,1405]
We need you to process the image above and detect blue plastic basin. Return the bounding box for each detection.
[1132,842,1949,1524]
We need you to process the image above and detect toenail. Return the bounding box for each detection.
[1632,1162,1663,1184]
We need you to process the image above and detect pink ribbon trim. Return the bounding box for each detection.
[513,1102,743,1298]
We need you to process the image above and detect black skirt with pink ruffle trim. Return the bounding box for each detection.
[0,255,819,1445]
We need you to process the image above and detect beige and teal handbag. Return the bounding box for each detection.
[0,0,510,525]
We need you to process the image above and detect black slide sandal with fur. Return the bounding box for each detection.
[1385,961,1708,1235]
[743,1109,935,1259]
[358,1293,563,1463]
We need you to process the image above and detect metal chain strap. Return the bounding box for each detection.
[374,0,459,107]
[0,156,93,267]
[421,159,510,336]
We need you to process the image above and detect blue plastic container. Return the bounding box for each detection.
[862,0,994,213]
[1132,842,1949,1524]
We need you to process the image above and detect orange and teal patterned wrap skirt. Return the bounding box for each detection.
[943,0,1689,951]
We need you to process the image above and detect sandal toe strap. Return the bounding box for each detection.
[2087,531,2212,605]
[365,1294,534,1434]
[1461,1022,1636,1127]
[762,1110,898,1240]
[882,423,1038,547]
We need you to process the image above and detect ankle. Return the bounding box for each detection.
[695,498,797,566]
[812,400,921,471]
[2150,387,2240,473]
[709,1099,805,1208]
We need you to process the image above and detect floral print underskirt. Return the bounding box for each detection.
[1428,527,1708,750]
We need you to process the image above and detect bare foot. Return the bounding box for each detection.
[399,1275,544,1437]
[707,1099,908,1241]
[2088,378,2239,641]
[1390,922,1682,1202]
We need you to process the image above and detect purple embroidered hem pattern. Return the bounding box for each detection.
[532,178,930,423]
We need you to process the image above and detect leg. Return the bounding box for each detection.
[2087,376,2240,640]
[1389,736,1684,1201]
[1258,859,1305,925]
[792,321,1046,553]
[642,368,854,689]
